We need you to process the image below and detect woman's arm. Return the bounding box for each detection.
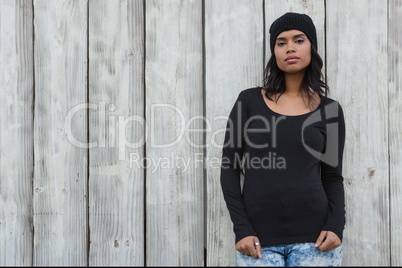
[319,101,346,242]
[220,91,258,244]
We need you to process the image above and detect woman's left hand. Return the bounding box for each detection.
[314,230,342,252]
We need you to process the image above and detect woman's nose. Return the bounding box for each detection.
[286,46,295,53]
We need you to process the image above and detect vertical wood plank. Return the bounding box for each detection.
[33,0,88,265]
[389,1,402,265]
[205,0,263,266]
[145,0,203,265]
[88,0,144,265]
[0,0,33,265]
[264,1,325,74]
[326,0,389,265]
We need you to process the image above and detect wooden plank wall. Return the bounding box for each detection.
[0,0,401,266]
[32,0,88,265]
[88,0,144,266]
[326,0,389,265]
[145,0,203,265]
[389,0,402,266]
[0,0,33,265]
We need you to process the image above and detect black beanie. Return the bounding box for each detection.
[269,12,317,53]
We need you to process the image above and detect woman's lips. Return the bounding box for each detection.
[285,56,299,63]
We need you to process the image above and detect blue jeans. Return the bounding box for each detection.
[236,242,343,267]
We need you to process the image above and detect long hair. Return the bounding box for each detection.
[261,46,328,106]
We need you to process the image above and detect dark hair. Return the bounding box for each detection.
[261,46,328,106]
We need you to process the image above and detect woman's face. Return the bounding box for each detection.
[274,29,311,74]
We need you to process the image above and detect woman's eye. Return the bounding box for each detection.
[296,39,304,44]
[277,42,285,47]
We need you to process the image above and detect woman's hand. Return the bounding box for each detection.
[235,236,262,258]
[315,230,342,252]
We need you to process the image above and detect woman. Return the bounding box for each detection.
[220,12,346,266]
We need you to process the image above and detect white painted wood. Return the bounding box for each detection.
[389,1,402,266]
[0,0,400,266]
[32,0,88,265]
[264,0,326,75]
[205,0,263,266]
[0,0,33,265]
[145,0,203,265]
[88,0,144,266]
[326,0,389,265]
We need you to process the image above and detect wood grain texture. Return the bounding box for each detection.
[33,0,88,265]
[0,0,33,265]
[264,0,325,74]
[145,0,203,265]
[326,0,389,265]
[88,0,144,266]
[1,0,401,266]
[389,1,402,266]
[205,0,263,266]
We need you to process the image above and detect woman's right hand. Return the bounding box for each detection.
[235,236,262,259]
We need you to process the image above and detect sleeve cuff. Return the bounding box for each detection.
[322,224,344,242]
[235,230,258,244]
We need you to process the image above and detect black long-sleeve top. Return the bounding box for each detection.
[220,87,346,247]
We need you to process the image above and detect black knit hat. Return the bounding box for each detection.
[269,12,317,53]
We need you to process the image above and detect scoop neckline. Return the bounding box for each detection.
[257,87,325,119]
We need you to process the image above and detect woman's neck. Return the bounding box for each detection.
[283,70,306,97]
